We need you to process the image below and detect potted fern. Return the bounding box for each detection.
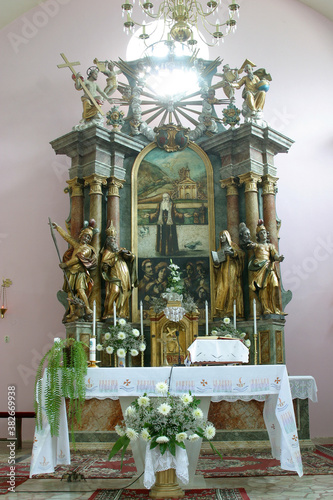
[34,337,88,444]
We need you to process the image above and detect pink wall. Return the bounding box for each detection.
[0,0,332,440]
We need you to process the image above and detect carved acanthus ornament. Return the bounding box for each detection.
[107,177,125,197]
[84,174,108,195]
[220,177,239,196]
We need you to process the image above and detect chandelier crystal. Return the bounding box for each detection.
[121,0,240,48]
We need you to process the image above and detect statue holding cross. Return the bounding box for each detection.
[57,53,114,128]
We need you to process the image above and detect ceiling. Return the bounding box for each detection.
[0,0,332,30]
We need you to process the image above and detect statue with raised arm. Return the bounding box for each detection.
[52,220,98,322]
[100,222,137,320]
[212,230,244,318]
[74,66,113,126]
[233,60,271,123]
[248,220,284,315]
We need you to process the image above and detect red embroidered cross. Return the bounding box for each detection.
[201,379,208,386]
[292,435,298,442]
[123,379,131,386]
[275,377,281,384]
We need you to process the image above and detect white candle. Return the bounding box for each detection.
[140,301,144,337]
[205,300,209,335]
[113,301,116,326]
[253,299,257,336]
[233,300,236,330]
[89,337,96,361]
[93,300,96,337]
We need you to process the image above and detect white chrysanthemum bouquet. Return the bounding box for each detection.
[211,317,251,348]
[97,318,146,358]
[109,381,221,464]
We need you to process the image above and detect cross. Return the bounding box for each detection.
[57,53,105,116]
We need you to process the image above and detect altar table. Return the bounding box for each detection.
[30,365,317,478]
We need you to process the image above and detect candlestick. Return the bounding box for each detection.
[89,337,96,362]
[93,300,96,337]
[205,300,209,335]
[140,301,144,367]
[113,301,116,326]
[253,299,258,365]
[233,300,236,330]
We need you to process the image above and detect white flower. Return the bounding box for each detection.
[211,330,217,335]
[240,332,246,338]
[126,428,139,441]
[132,328,140,337]
[106,346,114,354]
[188,433,200,442]
[104,332,111,340]
[157,403,171,415]
[115,424,125,436]
[139,343,146,352]
[117,348,126,357]
[117,331,127,340]
[223,317,231,325]
[192,408,203,419]
[96,343,103,351]
[130,349,139,357]
[156,436,169,443]
[125,406,136,417]
[245,339,251,347]
[181,393,193,405]
[204,425,216,440]
[173,276,181,281]
[138,396,150,407]
[169,263,179,270]
[118,318,126,326]
[155,382,168,394]
[224,334,232,338]
[141,429,150,441]
[176,432,187,443]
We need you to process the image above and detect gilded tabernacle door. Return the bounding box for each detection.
[131,137,215,323]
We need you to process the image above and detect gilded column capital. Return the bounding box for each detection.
[107,177,125,197]
[66,177,84,197]
[238,172,262,193]
[84,174,108,195]
[220,177,239,196]
[261,174,278,196]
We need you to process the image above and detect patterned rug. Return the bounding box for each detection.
[1,445,332,494]
[88,488,250,500]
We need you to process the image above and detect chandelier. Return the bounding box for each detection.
[121,0,240,48]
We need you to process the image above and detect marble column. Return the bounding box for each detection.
[220,177,240,244]
[107,177,125,244]
[238,173,262,240]
[66,177,84,240]
[261,174,278,249]
[84,174,108,319]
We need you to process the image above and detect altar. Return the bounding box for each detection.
[30,365,317,479]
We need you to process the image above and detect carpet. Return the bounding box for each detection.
[88,488,250,500]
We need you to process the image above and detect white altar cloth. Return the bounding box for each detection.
[30,365,317,478]
[187,338,249,364]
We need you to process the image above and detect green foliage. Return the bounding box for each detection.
[211,318,251,347]
[34,338,88,445]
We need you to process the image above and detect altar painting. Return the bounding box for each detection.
[132,144,214,313]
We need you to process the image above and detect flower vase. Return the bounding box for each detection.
[149,468,184,498]
[117,356,126,368]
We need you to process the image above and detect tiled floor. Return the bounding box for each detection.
[1,440,333,499]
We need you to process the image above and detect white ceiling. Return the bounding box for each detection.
[0,0,332,29]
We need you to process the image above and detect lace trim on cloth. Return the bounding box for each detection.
[143,443,189,489]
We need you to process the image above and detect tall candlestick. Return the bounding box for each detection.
[253,299,258,365]
[205,300,209,335]
[140,301,144,336]
[93,300,96,337]
[113,301,116,326]
[233,300,236,330]
[89,337,96,362]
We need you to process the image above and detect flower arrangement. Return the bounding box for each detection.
[165,259,184,296]
[97,318,146,358]
[211,317,251,348]
[110,381,221,464]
